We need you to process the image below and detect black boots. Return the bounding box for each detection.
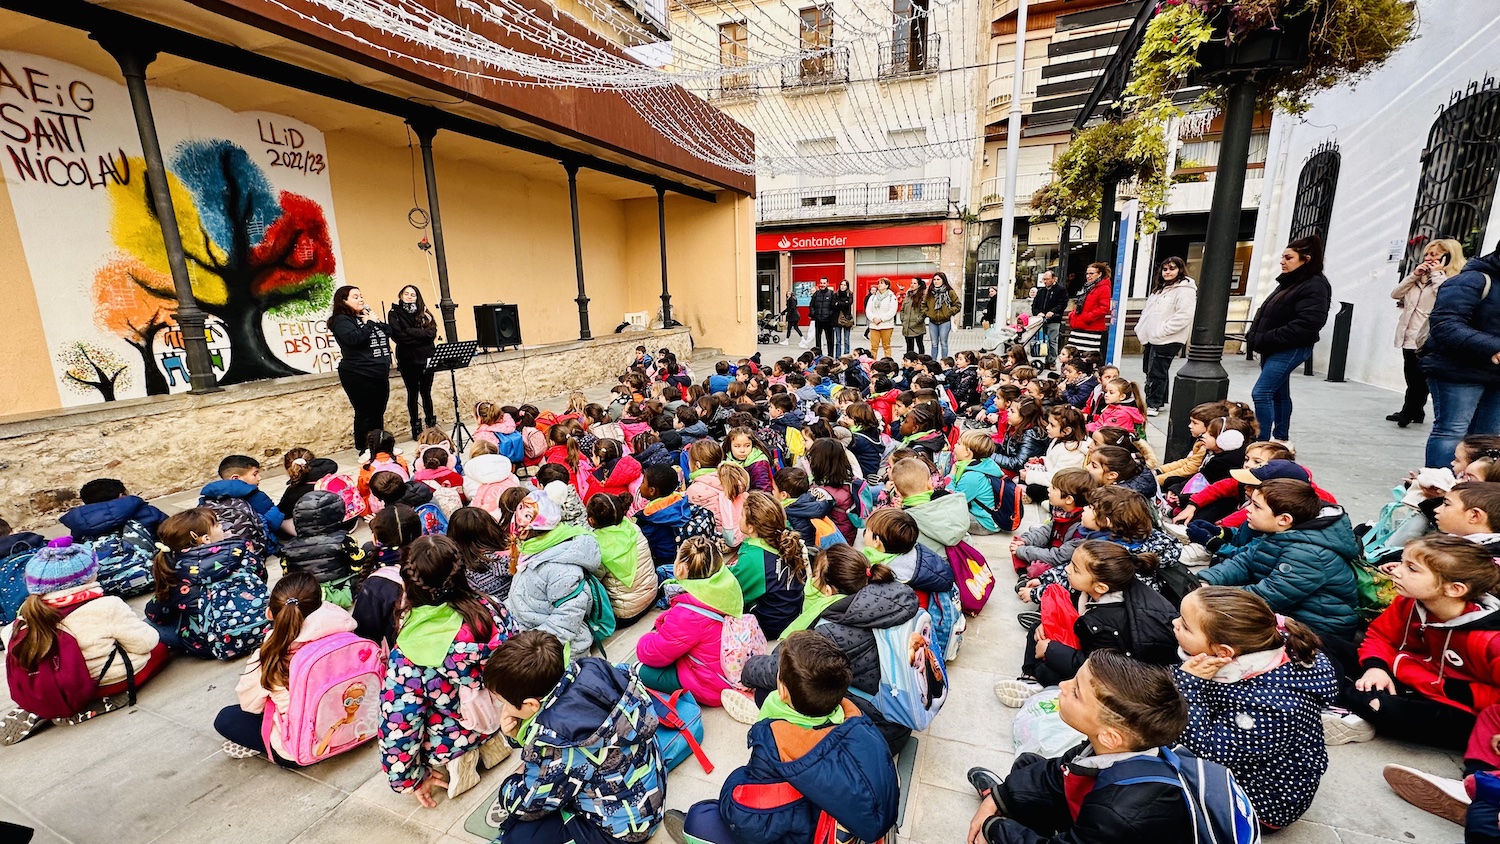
[1386,411,1425,428]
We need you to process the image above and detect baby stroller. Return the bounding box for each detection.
[983,316,1048,365]
[757,310,783,345]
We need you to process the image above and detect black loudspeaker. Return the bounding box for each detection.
[474,304,521,349]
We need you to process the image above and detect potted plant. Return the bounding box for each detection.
[1031,116,1170,232]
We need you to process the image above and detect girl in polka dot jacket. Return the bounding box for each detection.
[1173,586,1338,830]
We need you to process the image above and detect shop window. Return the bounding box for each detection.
[1288,141,1340,244]
[1402,81,1500,275]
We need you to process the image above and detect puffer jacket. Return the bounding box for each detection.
[1088,403,1145,435]
[743,581,918,696]
[145,538,269,659]
[1359,594,1500,714]
[784,491,835,549]
[1246,265,1332,356]
[60,495,167,541]
[379,598,516,792]
[463,454,520,516]
[1422,252,1500,386]
[636,565,744,705]
[992,426,1048,474]
[1038,581,1180,678]
[1200,506,1361,639]
[505,528,603,657]
[1154,440,1206,481]
[594,520,657,620]
[849,430,884,480]
[952,458,1006,532]
[866,290,898,330]
[1134,278,1198,346]
[687,471,745,547]
[1069,279,1113,332]
[282,491,364,584]
[1175,651,1338,828]
[237,602,361,759]
[497,658,664,842]
[868,390,902,423]
[1022,440,1087,489]
[904,491,971,554]
[887,544,956,594]
[592,455,643,501]
[633,442,674,471]
[1062,374,1098,410]
[636,494,718,566]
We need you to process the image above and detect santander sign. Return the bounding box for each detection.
[757,224,944,252]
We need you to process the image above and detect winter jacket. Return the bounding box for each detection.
[981,743,1191,844]
[904,490,971,554]
[34,585,160,686]
[1039,583,1179,679]
[678,421,711,446]
[1422,252,1500,386]
[1030,283,1069,324]
[1200,506,1362,639]
[385,303,438,367]
[1175,651,1338,827]
[473,414,519,452]
[278,458,341,517]
[1359,594,1500,714]
[1246,266,1332,356]
[60,495,167,541]
[144,538,269,658]
[718,700,899,844]
[817,483,859,543]
[1154,441,1205,481]
[900,292,928,337]
[497,658,665,842]
[849,430,884,480]
[352,565,403,649]
[993,426,1049,474]
[742,581,919,697]
[1134,278,1198,346]
[888,543,957,594]
[0,531,43,559]
[735,539,807,640]
[463,454,521,516]
[1393,268,1450,350]
[414,465,465,493]
[237,602,362,759]
[595,521,657,620]
[809,289,837,323]
[506,530,604,657]
[379,598,516,792]
[1062,375,1098,410]
[866,290,898,330]
[1013,508,1085,570]
[282,491,365,585]
[1087,404,1145,435]
[633,442,674,471]
[784,491,836,549]
[925,286,960,324]
[201,478,284,533]
[953,458,1006,532]
[1069,280,1112,332]
[593,455,643,501]
[329,312,392,378]
[687,472,745,546]
[1022,441,1087,489]
[636,565,745,705]
[868,390,902,424]
[1195,446,1245,487]
[636,494,719,566]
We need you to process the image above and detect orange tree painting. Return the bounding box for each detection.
[96,139,336,391]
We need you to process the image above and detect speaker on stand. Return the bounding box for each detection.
[474,304,521,351]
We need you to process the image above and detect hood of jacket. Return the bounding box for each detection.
[634,442,674,469]
[640,493,692,525]
[1414,592,1500,632]
[465,453,516,485]
[906,492,971,547]
[200,478,259,500]
[530,657,654,749]
[303,458,340,486]
[1276,506,1361,558]
[59,495,157,537]
[679,421,710,440]
[820,581,918,631]
[770,409,806,434]
[293,490,351,536]
[295,602,359,645]
[522,532,603,576]
[676,565,745,616]
[0,531,44,559]
[888,544,957,593]
[785,492,834,521]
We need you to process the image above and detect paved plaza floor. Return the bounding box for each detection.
[0,343,1463,844]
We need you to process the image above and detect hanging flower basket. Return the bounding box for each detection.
[1194,1,1314,79]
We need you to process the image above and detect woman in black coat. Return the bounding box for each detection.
[328,285,392,453]
[1245,236,1332,441]
[387,285,440,441]
[833,280,854,356]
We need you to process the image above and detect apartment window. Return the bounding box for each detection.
[719,22,750,92]
[1288,141,1340,244]
[890,0,931,73]
[1402,85,1500,275]
[799,6,834,80]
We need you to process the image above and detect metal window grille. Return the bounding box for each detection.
[1288,141,1340,244]
[1402,79,1500,276]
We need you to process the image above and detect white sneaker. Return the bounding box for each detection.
[446,749,482,799]
[1147,407,1160,417]
[221,740,262,759]
[994,678,1044,708]
[478,735,513,769]
[721,688,760,725]
[1383,763,1469,826]
[1321,710,1375,745]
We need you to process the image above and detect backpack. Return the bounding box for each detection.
[90,519,156,598]
[201,496,270,556]
[1349,558,1396,622]
[676,504,722,548]
[974,473,1025,532]
[810,517,849,552]
[946,541,995,614]
[495,431,526,464]
[648,687,713,773]
[1095,745,1260,844]
[784,427,806,466]
[554,574,617,654]
[6,622,136,720]
[423,481,465,517]
[413,503,449,536]
[0,546,41,625]
[860,608,947,731]
[1152,563,1204,609]
[681,603,768,689]
[316,473,366,521]
[366,454,410,481]
[261,631,383,766]
[926,585,965,662]
[184,567,271,660]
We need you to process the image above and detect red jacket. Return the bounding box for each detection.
[543,444,594,499]
[591,455,642,501]
[1194,474,1337,528]
[868,390,902,424]
[1069,280,1112,332]
[1359,594,1500,713]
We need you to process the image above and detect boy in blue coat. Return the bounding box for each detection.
[636,465,719,567]
[665,631,899,844]
[200,455,285,538]
[60,478,168,541]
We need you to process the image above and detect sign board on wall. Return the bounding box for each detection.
[0,51,345,406]
[755,223,945,252]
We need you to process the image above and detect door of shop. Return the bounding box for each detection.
[790,250,845,322]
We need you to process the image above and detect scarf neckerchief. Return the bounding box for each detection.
[902,491,934,508]
[757,690,846,728]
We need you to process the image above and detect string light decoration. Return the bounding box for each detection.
[262,0,980,176]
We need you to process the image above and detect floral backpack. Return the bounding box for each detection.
[422,481,465,517]
[682,604,767,689]
[316,474,365,521]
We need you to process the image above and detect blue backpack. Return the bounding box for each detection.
[495,430,526,464]
[413,502,449,536]
[1095,746,1260,844]
[975,472,1025,532]
[0,546,41,625]
[647,687,713,773]
[90,519,157,598]
[853,608,948,731]
[927,585,965,663]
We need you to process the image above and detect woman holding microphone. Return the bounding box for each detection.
[387,285,440,441]
[328,285,392,454]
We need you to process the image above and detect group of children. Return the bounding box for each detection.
[5,338,1500,844]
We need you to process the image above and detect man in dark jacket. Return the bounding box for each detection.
[1031,271,1068,365]
[808,278,837,356]
[1422,247,1500,468]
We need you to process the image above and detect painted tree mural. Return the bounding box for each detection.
[98,140,336,387]
[58,342,132,401]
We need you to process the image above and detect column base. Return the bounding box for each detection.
[1165,366,1230,461]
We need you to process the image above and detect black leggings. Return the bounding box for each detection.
[1343,683,1476,751]
[339,368,390,453]
[905,334,926,355]
[213,705,301,767]
[397,360,437,431]
[814,321,836,355]
[785,319,802,338]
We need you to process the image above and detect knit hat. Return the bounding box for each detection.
[25,536,99,595]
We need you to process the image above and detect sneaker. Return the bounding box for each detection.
[994,678,1044,708]
[1321,709,1375,745]
[221,740,262,759]
[479,735,513,769]
[0,708,45,746]
[967,767,1004,799]
[1147,407,1160,417]
[446,749,482,799]
[1016,611,1042,632]
[663,809,689,844]
[1383,764,1469,826]
[721,689,760,725]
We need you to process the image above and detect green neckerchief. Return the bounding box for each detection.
[677,564,745,615]
[902,491,934,508]
[900,430,930,446]
[730,541,770,603]
[727,447,769,468]
[593,521,640,586]
[783,580,843,635]
[744,536,779,557]
[689,467,716,481]
[520,523,589,557]
[779,497,795,509]
[951,458,973,483]
[758,690,846,729]
[862,547,898,568]
[397,603,464,667]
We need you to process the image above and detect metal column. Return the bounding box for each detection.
[564,162,592,341]
[410,122,459,343]
[656,186,672,329]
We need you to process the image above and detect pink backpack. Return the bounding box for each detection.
[261,632,383,766]
[682,605,767,689]
[367,455,410,481]
[315,474,365,521]
[945,541,996,615]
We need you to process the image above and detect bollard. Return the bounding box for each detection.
[1324,301,1353,383]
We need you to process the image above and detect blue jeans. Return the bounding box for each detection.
[835,325,850,356]
[1251,346,1313,441]
[928,320,952,358]
[1426,378,1500,468]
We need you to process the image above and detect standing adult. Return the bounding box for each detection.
[328,285,393,453]
[900,278,929,355]
[809,278,837,355]
[1245,236,1333,442]
[925,272,960,358]
[1390,239,1466,427]
[834,279,855,356]
[865,277,899,360]
[386,284,440,441]
[1421,243,1500,468]
[981,286,999,329]
[1134,257,1199,416]
[1067,262,1113,356]
[1029,270,1068,366]
[783,289,804,343]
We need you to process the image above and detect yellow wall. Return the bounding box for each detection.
[0,173,60,416]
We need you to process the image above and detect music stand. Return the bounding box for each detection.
[426,341,479,452]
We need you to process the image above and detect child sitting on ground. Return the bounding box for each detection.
[368,470,433,515]
[200,454,281,550]
[145,508,269,660]
[863,507,956,597]
[463,443,521,517]
[353,505,418,649]
[667,632,899,844]
[277,450,341,531]
[1012,468,1099,584]
[1173,442,1297,526]
[587,493,657,626]
[537,466,588,527]
[806,439,860,543]
[724,425,775,492]
[1020,406,1089,503]
[636,536,747,704]
[60,477,167,542]
[773,467,838,549]
[951,430,1010,536]
[1086,378,1148,436]
[1434,481,1500,554]
[505,491,603,658]
[1086,444,1159,500]
[891,458,972,554]
[592,438,643,501]
[1153,401,1225,485]
[282,490,369,608]
[735,491,811,640]
[1200,479,1361,641]
[448,505,516,602]
[1174,586,1339,829]
[413,447,466,515]
[356,431,411,513]
[485,630,665,843]
[686,440,748,547]
[636,465,721,569]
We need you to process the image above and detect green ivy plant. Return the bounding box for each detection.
[1032,115,1171,233]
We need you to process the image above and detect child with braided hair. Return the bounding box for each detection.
[734,491,810,639]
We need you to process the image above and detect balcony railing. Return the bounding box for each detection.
[986,67,1043,112]
[781,47,850,90]
[757,177,951,223]
[709,74,758,102]
[1166,169,1265,215]
[979,173,1053,208]
[879,34,940,78]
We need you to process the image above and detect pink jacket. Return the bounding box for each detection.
[236,603,360,758]
[474,414,518,448]
[1088,403,1145,434]
[686,473,745,546]
[635,592,731,706]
